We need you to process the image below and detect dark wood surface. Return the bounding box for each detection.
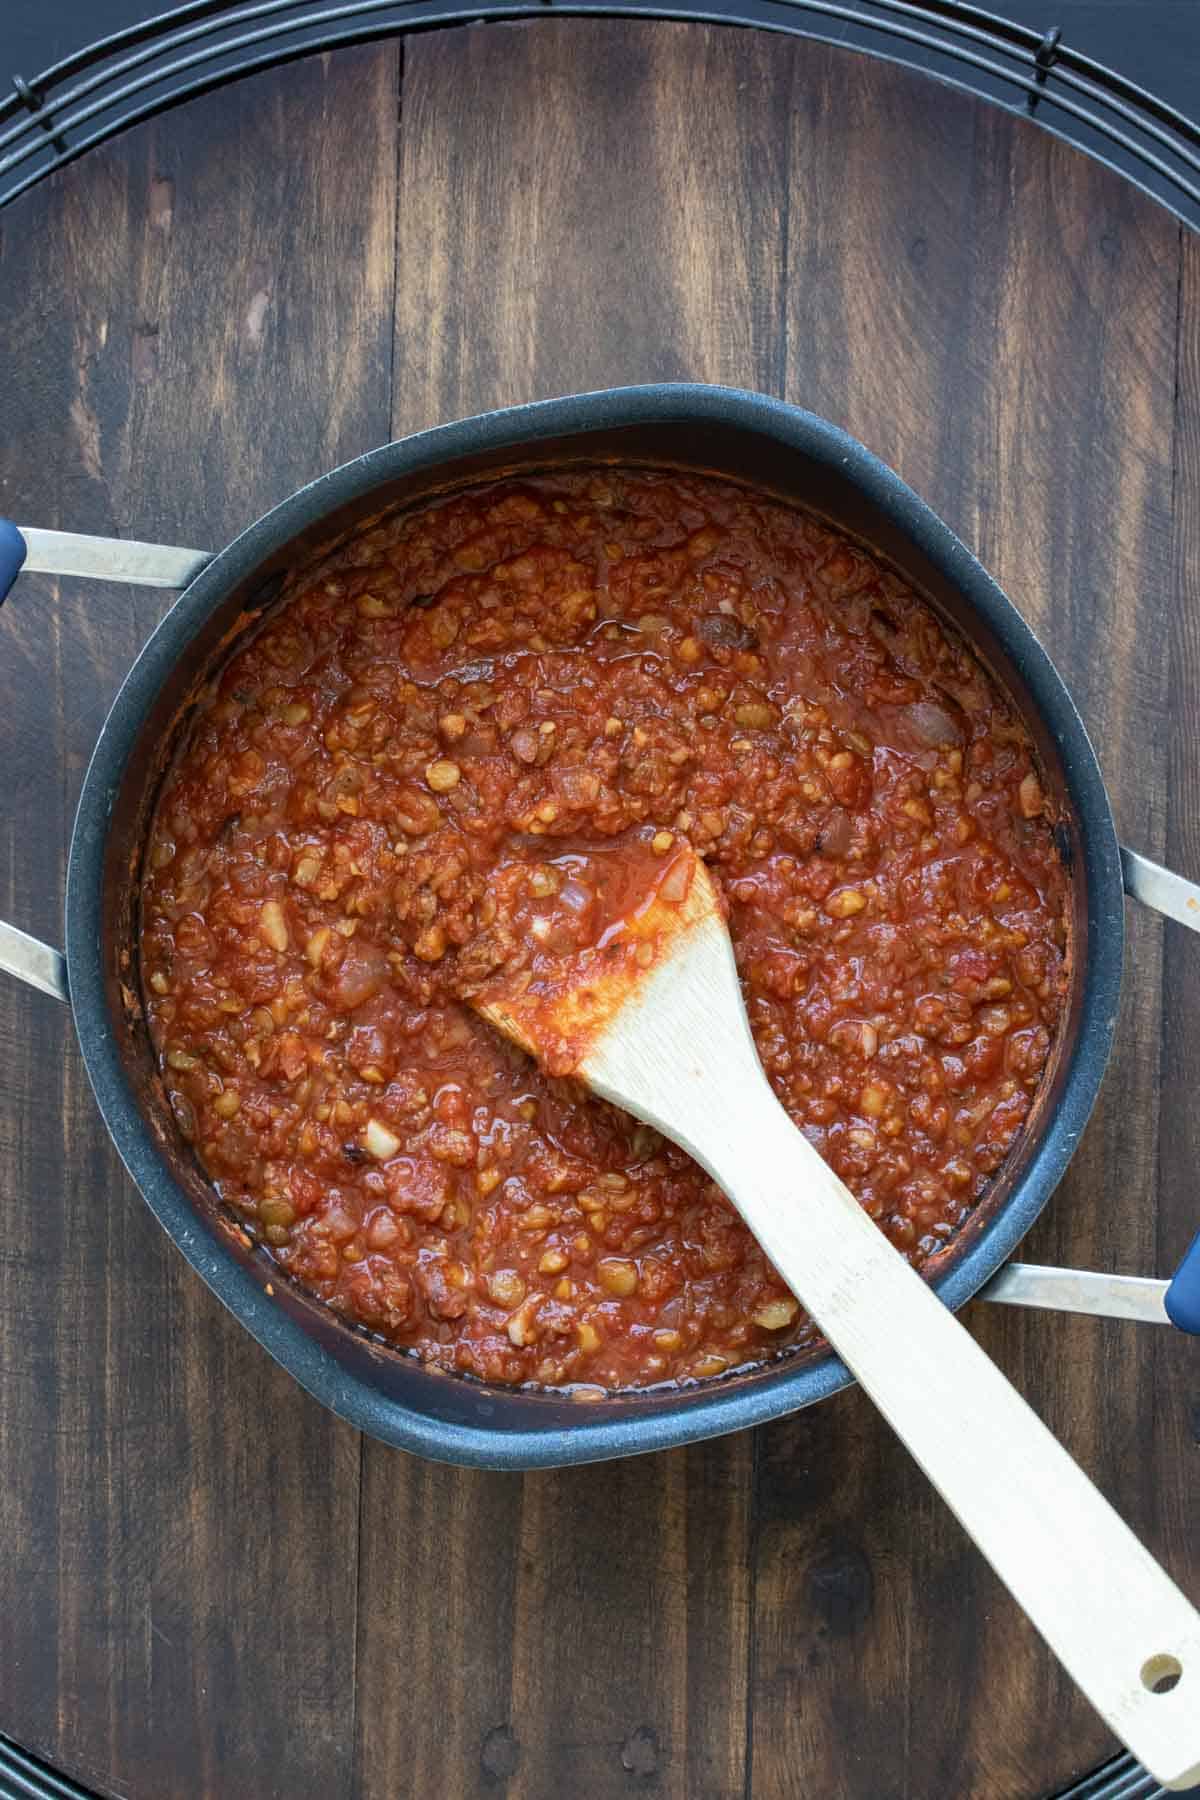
[0,24,1196,1800]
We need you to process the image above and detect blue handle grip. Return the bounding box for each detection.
[0,520,26,605]
[1165,1228,1200,1334]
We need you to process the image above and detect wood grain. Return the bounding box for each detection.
[0,19,1196,1800]
[747,49,1185,1800]
[0,43,398,1800]
[949,120,1184,1798]
[391,20,791,432]
[1157,202,1200,1647]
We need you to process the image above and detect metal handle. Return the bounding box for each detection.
[973,849,1200,1333]
[0,920,68,1004]
[980,1264,1170,1324]
[1120,845,1200,931]
[3,524,211,598]
[1117,847,1200,1333]
[0,519,213,1007]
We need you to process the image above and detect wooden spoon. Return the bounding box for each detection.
[473,840,1200,1791]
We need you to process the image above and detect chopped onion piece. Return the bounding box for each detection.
[365,1118,401,1161]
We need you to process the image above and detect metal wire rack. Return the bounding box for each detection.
[0,1731,1182,1799]
[0,1733,104,1800]
[0,0,1198,223]
[1054,1755,1168,1800]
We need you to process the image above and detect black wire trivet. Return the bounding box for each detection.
[0,0,1198,224]
[0,3,1197,1797]
[0,1736,109,1800]
[2,1729,1195,1799]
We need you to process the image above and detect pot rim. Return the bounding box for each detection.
[63,383,1125,1468]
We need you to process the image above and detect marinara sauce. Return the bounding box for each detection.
[140,471,1069,1391]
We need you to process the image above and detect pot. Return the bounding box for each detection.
[1,384,1197,1469]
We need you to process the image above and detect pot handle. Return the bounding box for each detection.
[0,523,212,599]
[982,850,1200,1335]
[0,920,69,1004]
[979,848,1200,1334]
[1116,846,1200,1333]
[0,521,214,1007]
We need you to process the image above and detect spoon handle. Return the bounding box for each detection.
[577,869,1200,1785]
[692,1085,1200,1790]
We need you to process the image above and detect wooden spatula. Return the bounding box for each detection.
[473,839,1200,1791]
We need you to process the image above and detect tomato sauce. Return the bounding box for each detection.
[140,471,1069,1391]
[470,833,706,1076]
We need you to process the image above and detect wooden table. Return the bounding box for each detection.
[0,23,1197,1799]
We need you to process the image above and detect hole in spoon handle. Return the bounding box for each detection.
[1141,1653,1184,1694]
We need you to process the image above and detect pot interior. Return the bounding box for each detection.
[73,394,1121,1464]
